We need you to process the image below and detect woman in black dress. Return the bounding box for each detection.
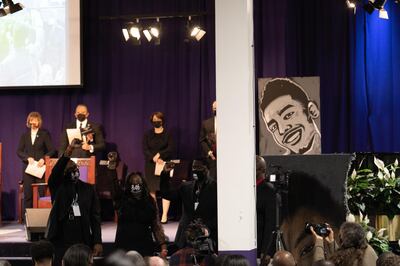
[17,111,55,209]
[142,112,174,223]
[114,172,167,257]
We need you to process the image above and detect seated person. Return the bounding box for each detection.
[271,250,296,266]
[377,251,400,266]
[170,219,217,266]
[30,240,55,266]
[312,222,377,266]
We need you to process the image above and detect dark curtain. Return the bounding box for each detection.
[0,0,215,219]
[254,0,400,154]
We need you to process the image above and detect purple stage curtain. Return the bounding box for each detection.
[0,0,215,220]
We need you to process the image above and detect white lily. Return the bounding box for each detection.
[347,213,356,223]
[366,231,373,241]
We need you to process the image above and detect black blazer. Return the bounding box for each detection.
[199,117,216,158]
[174,177,217,248]
[58,121,105,158]
[17,128,55,164]
[46,156,102,247]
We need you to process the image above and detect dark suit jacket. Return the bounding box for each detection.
[58,121,105,158]
[199,117,216,158]
[17,128,55,165]
[46,156,102,247]
[175,177,217,248]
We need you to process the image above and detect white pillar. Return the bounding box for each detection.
[215,0,257,265]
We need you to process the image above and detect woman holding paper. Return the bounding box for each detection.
[17,112,55,209]
[142,111,174,224]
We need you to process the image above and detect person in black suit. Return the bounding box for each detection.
[46,140,102,264]
[174,160,217,249]
[17,112,55,209]
[199,101,217,180]
[255,156,275,259]
[58,104,105,158]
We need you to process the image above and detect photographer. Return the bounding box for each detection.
[170,220,217,266]
[175,160,217,249]
[311,222,377,265]
[59,104,105,158]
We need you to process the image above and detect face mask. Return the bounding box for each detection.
[193,170,206,181]
[77,114,86,122]
[66,168,80,183]
[130,184,143,199]
[152,121,162,128]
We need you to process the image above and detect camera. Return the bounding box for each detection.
[185,220,215,256]
[268,165,290,190]
[80,125,94,136]
[305,222,330,237]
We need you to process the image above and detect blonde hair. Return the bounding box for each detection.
[26,112,43,128]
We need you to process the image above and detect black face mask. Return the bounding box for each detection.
[77,114,86,122]
[193,170,206,182]
[213,110,216,116]
[130,184,143,199]
[152,121,162,128]
[65,168,80,183]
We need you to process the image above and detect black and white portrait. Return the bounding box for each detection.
[258,77,321,155]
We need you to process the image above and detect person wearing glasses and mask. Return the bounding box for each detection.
[17,112,55,210]
[59,104,105,158]
[46,140,102,265]
[142,111,175,224]
[113,172,168,258]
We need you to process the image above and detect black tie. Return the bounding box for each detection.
[79,122,83,129]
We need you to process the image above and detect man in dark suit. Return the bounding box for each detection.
[174,160,217,249]
[199,101,217,180]
[59,104,105,158]
[17,112,55,209]
[46,140,102,264]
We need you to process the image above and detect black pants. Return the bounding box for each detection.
[23,172,44,209]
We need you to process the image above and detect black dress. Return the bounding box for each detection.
[114,179,166,256]
[142,129,174,192]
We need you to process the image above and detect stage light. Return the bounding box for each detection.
[121,20,141,45]
[379,8,389,19]
[1,0,23,15]
[143,29,152,42]
[186,16,206,42]
[346,0,356,9]
[364,0,387,14]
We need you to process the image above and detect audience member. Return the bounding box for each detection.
[377,251,400,266]
[113,172,167,257]
[312,222,377,266]
[104,250,134,266]
[59,104,105,158]
[46,141,102,264]
[142,111,175,223]
[30,240,55,266]
[0,261,11,266]
[175,160,217,249]
[199,101,217,180]
[144,256,168,266]
[170,220,217,266]
[62,244,93,266]
[126,250,146,266]
[312,259,335,266]
[17,111,55,210]
[272,251,296,266]
[215,254,250,266]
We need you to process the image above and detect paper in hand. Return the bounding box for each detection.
[25,161,46,179]
[66,128,82,144]
[154,161,166,176]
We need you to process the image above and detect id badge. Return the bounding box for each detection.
[194,202,199,210]
[72,203,81,217]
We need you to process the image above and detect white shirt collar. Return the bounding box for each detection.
[76,119,88,128]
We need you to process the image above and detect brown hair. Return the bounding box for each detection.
[149,111,164,122]
[26,112,42,128]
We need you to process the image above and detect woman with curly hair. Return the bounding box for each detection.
[113,172,168,258]
[312,222,377,266]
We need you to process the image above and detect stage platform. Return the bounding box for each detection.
[0,221,179,264]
